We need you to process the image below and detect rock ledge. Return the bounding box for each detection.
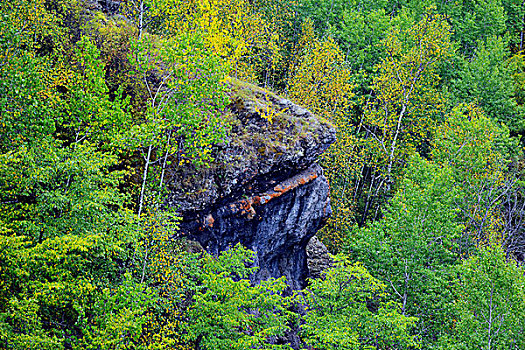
[167,79,336,289]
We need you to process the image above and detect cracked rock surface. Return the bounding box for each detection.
[166,78,336,289]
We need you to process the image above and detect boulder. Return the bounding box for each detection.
[166,78,336,289]
[306,236,333,279]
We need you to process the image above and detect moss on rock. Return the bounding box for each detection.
[165,77,336,214]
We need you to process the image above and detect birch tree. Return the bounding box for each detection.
[357,12,453,222]
[443,245,525,350]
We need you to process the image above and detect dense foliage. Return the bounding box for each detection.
[2,0,525,349]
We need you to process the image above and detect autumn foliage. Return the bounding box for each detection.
[2,0,525,349]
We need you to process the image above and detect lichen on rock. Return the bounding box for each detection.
[165,78,336,289]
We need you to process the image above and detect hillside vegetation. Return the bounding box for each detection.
[1,0,525,349]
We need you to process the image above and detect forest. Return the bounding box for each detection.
[1,0,525,349]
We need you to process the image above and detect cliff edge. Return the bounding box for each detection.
[166,78,336,289]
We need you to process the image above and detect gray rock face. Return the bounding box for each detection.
[186,164,331,290]
[85,0,121,14]
[166,79,335,214]
[306,236,333,279]
[169,79,336,289]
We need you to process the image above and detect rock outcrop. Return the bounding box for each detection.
[81,0,336,289]
[306,236,333,279]
[85,0,121,14]
[167,79,336,289]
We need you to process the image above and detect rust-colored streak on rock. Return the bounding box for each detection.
[204,214,215,228]
[226,167,319,218]
[274,169,318,194]
[240,200,252,211]
[246,206,256,219]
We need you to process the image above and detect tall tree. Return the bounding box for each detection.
[346,154,461,344]
[441,245,525,350]
[299,256,419,350]
[287,19,357,250]
[450,37,523,135]
[356,11,453,223]
[442,0,507,57]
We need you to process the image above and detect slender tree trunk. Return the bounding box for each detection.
[402,260,409,316]
[487,286,494,350]
[138,144,153,218]
[385,103,406,192]
[361,173,376,225]
[140,242,149,283]
[521,1,525,51]
[159,130,172,189]
[139,0,144,39]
